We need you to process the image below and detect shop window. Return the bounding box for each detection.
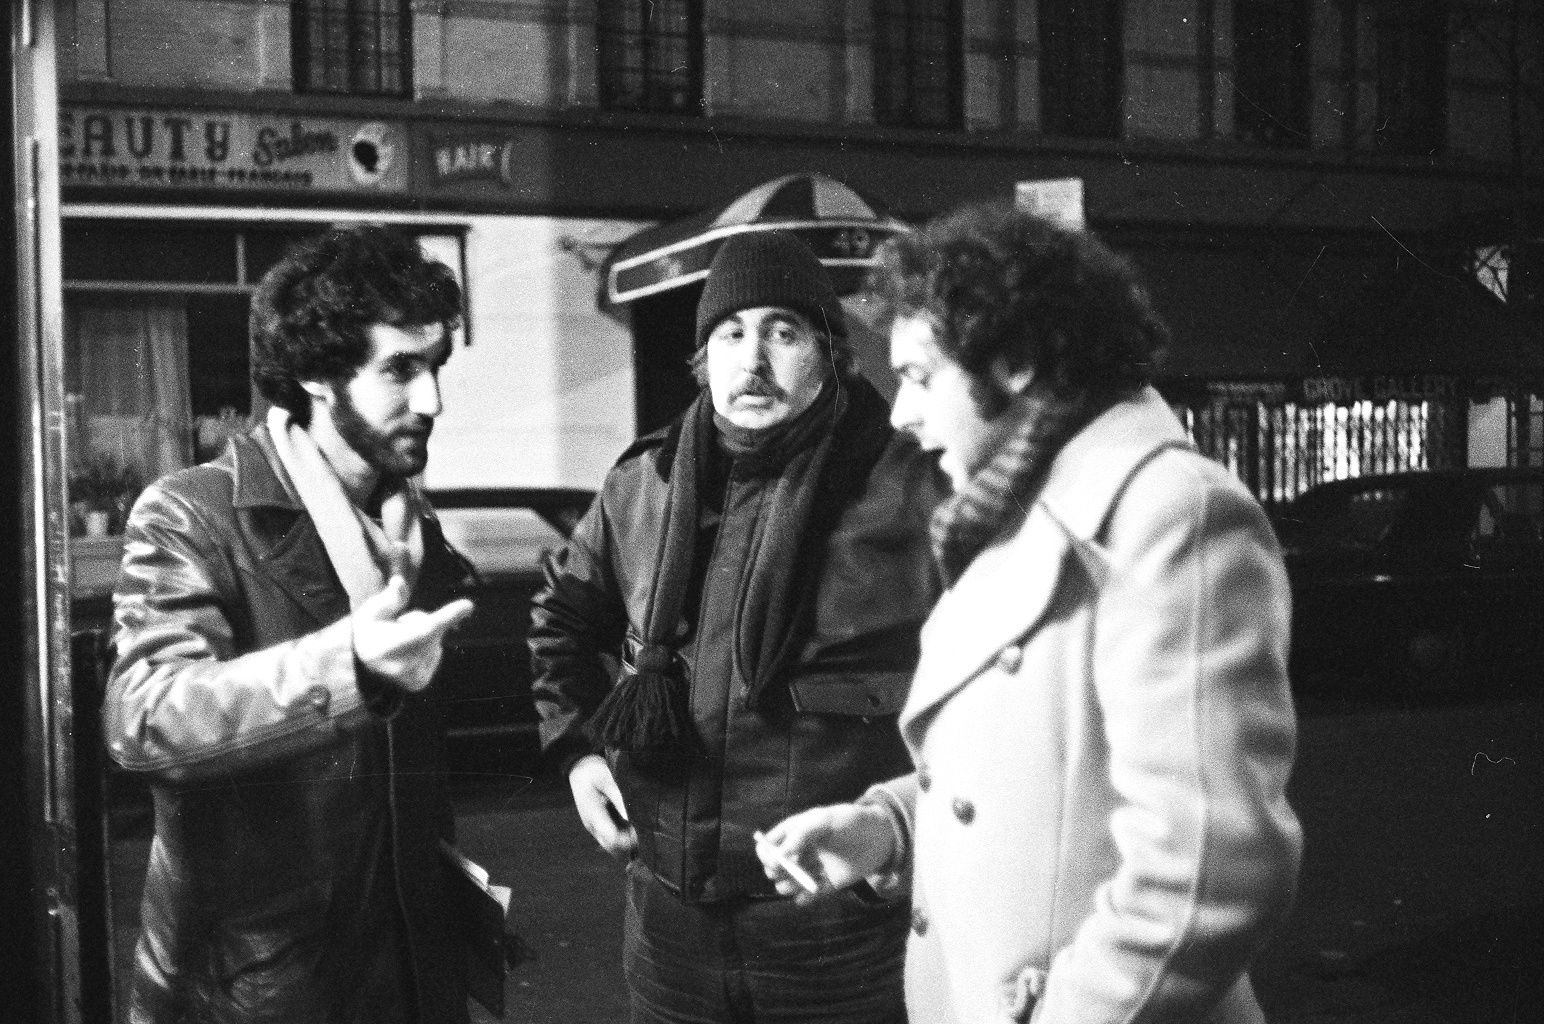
[61,222,466,542]
[1177,395,1464,506]
[597,0,703,115]
[65,295,192,538]
[1374,0,1446,155]
[1232,0,1309,147]
[64,222,239,284]
[292,0,411,97]
[872,0,963,130]
[1038,0,1123,139]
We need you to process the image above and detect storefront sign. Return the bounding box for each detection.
[59,107,408,192]
[1205,381,1290,403]
[428,135,518,187]
[1301,374,1466,405]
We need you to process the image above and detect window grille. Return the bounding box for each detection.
[1176,396,1466,506]
[872,0,963,130]
[1510,393,1544,469]
[1232,0,1309,147]
[1374,0,1446,154]
[597,0,703,115]
[292,0,411,97]
[1038,0,1123,139]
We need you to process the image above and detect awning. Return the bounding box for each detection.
[603,172,909,305]
[1319,259,1536,379]
[1123,235,1540,388]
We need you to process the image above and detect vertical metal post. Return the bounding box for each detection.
[13,2,81,1021]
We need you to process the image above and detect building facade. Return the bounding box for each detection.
[55,0,1543,521]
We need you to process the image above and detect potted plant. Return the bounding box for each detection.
[69,455,142,537]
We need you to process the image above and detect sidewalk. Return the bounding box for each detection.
[109,691,1541,1023]
[1249,693,1542,1024]
[451,771,629,1024]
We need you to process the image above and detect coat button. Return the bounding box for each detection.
[952,797,975,825]
[911,907,928,936]
[995,644,1024,673]
[918,768,932,793]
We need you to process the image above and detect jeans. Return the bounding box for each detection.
[623,859,909,1024]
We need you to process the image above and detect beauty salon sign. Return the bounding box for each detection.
[59,107,408,193]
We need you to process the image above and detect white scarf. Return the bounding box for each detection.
[266,405,425,611]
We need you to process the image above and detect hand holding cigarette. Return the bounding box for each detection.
[753,802,903,903]
[753,831,819,894]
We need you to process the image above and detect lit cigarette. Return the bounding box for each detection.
[753,830,819,894]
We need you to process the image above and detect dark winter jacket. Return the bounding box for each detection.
[530,378,946,902]
[104,425,471,1024]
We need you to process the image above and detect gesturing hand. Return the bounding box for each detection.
[351,574,475,693]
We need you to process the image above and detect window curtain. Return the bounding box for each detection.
[73,295,193,485]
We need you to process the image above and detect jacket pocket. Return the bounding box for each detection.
[787,670,911,716]
[214,876,333,1012]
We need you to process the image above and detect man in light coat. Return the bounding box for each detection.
[758,203,1303,1024]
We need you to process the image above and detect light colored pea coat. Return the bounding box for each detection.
[868,387,1303,1024]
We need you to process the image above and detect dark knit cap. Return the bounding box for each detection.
[694,230,847,348]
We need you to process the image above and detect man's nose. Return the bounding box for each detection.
[409,372,443,418]
[741,337,772,373]
[890,382,918,434]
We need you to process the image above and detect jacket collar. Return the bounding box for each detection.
[1035,386,1192,541]
[227,422,347,625]
[903,387,1192,726]
[230,423,304,511]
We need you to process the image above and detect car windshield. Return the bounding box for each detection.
[427,487,594,578]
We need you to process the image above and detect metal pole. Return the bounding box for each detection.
[13,2,82,1020]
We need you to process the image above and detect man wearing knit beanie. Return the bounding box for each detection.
[532,229,946,1023]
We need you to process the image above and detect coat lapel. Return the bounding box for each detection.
[232,428,350,627]
[903,504,1070,723]
[902,387,1194,726]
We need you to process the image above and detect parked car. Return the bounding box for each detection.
[430,487,596,764]
[1273,468,1543,691]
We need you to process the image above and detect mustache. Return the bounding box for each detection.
[731,376,786,402]
[397,418,434,440]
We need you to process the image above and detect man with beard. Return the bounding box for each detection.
[104,225,477,1024]
[529,231,946,1023]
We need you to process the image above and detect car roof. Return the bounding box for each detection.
[427,487,596,537]
[1293,468,1543,500]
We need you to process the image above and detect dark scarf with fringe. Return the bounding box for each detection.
[930,385,1115,587]
[586,377,888,753]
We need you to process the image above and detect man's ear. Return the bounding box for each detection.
[299,379,332,404]
[988,358,1035,397]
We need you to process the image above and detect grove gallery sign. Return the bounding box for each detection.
[58,107,408,193]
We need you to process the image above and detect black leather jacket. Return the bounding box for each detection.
[530,389,945,902]
[105,426,471,1024]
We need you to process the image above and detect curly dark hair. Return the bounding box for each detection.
[251,225,463,425]
[866,201,1167,411]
